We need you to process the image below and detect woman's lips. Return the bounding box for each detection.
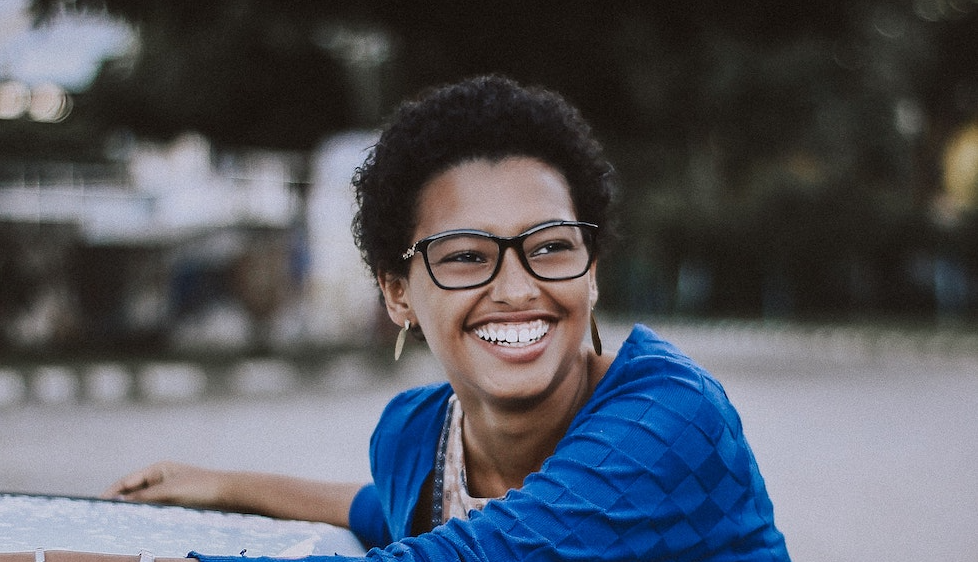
[473,320,550,347]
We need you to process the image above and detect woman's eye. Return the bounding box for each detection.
[439,251,487,264]
[531,241,573,256]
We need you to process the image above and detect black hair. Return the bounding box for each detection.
[352,74,615,280]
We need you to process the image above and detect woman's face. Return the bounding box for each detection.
[381,156,598,408]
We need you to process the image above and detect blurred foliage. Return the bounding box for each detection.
[29,0,354,150]
[20,0,978,323]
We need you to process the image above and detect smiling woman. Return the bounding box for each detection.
[1,75,791,562]
[380,156,601,416]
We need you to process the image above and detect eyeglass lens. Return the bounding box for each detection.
[424,224,592,288]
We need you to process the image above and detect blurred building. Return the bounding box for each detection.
[0,131,381,355]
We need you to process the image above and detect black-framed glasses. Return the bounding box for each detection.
[401,220,598,290]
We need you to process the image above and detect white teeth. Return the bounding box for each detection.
[475,321,549,346]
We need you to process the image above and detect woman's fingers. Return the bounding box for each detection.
[100,461,183,502]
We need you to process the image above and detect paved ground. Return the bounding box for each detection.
[2,320,976,562]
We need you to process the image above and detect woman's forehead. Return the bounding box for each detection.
[414,157,576,236]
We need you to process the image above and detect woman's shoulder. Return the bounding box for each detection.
[575,324,747,462]
[612,324,696,365]
[369,382,452,486]
[606,324,711,382]
[596,323,734,414]
[375,381,454,433]
[387,380,454,406]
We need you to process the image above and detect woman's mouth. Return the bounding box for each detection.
[474,320,550,347]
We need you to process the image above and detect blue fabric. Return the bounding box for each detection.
[348,484,389,548]
[194,324,790,562]
[354,382,454,545]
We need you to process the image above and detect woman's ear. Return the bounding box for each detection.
[588,260,599,308]
[378,271,412,326]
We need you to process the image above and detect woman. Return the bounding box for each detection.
[11,76,790,561]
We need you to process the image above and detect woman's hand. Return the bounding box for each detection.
[102,461,364,526]
[100,461,228,510]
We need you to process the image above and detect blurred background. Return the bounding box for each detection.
[2,1,978,561]
[3,0,978,358]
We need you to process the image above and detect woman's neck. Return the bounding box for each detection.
[458,350,612,498]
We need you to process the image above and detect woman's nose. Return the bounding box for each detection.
[489,248,539,303]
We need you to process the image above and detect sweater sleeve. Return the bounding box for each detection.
[348,484,391,549]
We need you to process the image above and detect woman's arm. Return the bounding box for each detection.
[102,461,364,527]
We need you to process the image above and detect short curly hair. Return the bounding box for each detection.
[352,74,615,280]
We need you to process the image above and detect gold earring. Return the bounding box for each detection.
[590,312,602,356]
[394,320,410,361]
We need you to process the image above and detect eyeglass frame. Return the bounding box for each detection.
[400,220,599,290]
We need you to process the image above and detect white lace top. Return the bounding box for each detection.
[439,395,498,523]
